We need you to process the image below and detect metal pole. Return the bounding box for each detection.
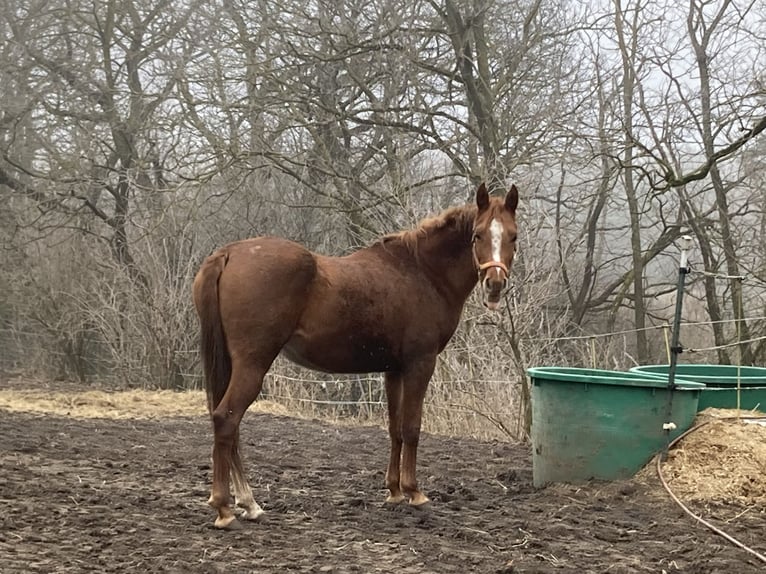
[663,235,693,457]
[667,235,693,391]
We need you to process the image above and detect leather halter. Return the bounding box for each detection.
[472,242,509,280]
[478,260,509,276]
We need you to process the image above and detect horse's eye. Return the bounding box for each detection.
[472,232,481,242]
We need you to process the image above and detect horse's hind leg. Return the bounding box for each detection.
[230,429,264,521]
[209,362,268,529]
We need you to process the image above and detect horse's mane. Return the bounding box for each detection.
[379,204,477,255]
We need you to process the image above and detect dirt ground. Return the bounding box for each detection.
[1,387,765,573]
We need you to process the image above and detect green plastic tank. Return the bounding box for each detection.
[630,364,766,411]
[528,367,704,487]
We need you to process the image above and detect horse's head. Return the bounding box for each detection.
[471,182,519,311]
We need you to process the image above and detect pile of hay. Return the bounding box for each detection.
[662,408,766,505]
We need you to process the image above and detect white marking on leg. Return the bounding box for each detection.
[231,464,265,520]
[490,219,503,263]
[234,489,265,520]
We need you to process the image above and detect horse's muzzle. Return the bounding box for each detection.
[480,265,508,311]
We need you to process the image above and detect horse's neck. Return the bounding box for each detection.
[418,227,477,305]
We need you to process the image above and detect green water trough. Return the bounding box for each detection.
[528,367,705,487]
[630,364,766,412]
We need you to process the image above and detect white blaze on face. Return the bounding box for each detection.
[483,218,507,308]
[490,218,503,263]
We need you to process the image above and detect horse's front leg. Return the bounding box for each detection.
[384,372,405,504]
[399,356,437,507]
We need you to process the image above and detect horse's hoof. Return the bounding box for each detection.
[386,494,404,506]
[241,507,265,522]
[408,493,431,507]
[214,515,242,530]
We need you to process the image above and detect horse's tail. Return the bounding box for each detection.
[192,250,231,415]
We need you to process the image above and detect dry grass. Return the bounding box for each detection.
[661,408,766,505]
[0,388,291,420]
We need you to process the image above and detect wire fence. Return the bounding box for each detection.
[1,313,764,440]
[0,326,527,440]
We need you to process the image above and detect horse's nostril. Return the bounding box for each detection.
[484,275,506,289]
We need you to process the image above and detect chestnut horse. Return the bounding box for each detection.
[193,182,519,529]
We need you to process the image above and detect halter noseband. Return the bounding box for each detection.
[477,260,509,280]
[472,242,509,280]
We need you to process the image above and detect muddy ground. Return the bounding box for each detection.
[1,395,764,573]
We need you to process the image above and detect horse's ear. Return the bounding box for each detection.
[505,184,519,213]
[476,182,489,212]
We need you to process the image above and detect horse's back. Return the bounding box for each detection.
[218,236,317,296]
